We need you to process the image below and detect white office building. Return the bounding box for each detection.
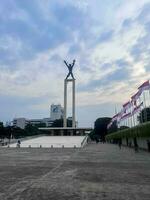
[13,118,27,129]
[50,104,64,120]
[13,104,64,129]
[13,118,54,129]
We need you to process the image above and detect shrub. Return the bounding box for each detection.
[106,122,150,140]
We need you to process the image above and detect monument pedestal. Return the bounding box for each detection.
[39,127,92,136]
[63,78,75,128]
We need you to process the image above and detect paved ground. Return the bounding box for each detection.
[0,143,150,200]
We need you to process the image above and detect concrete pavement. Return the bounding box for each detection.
[0,143,150,200]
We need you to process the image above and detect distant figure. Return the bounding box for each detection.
[87,137,89,143]
[118,139,122,149]
[147,140,150,152]
[134,138,139,152]
[64,60,75,79]
[17,140,21,148]
[129,141,132,147]
[95,137,99,144]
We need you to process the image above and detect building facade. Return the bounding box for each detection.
[50,104,64,120]
[13,104,64,129]
[13,118,54,129]
[13,118,27,129]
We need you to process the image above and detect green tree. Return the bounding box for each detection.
[34,122,46,128]
[4,126,12,139]
[94,117,111,141]
[137,107,150,123]
[107,120,118,134]
[67,119,72,127]
[51,119,63,127]
[51,118,72,127]
[0,122,5,139]
[12,127,25,138]
[24,124,39,136]
[0,122,3,128]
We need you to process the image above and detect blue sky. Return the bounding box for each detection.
[0,0,150,127]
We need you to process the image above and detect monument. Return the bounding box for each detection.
[39,59,92,136]
[63,60,76,128]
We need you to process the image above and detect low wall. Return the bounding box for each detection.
[0,134,47,147]
[106,122,150,151]
[122,137,150,151]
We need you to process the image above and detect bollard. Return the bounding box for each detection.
[74,145,76,148]
[40,145,42,148]
[51,145,53,148]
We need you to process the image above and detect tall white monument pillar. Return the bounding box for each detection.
[64,79,67,127]
[63,59,76,128]
[63,78,76,128]
[72,79,75,127]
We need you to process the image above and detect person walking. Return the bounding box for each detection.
[134,138,139,152]
[17,140,21,148]
[147,140,150,152]
[118,139,122,149]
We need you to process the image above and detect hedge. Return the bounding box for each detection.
[106,122,150,140]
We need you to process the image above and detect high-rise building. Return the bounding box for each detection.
[13,118,54,129]
[50,104,64,120]
[12,104,64,129]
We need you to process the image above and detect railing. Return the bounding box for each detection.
[0,134,47,146]
[81,135,89,147]
[8,142,82,148]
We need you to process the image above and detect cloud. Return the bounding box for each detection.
[77,58,131,93]
[137,2,150,24]
[122,18,133,29]
[0,93,51,122]
[130,2,150,64]
[98,30,114,43]
[0,0,150,126]
[0,0,90,65]
[108,67,130,82]
[145,64,150,72]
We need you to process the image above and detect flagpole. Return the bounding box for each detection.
[133,111,136,127]
[139,95,143,124]
[115,105,118,130]
[143,91,147,122]
[148,83,150,107]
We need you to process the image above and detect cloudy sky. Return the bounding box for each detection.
[0,0,150,127]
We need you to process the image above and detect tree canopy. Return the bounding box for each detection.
[0,122,42,139]
[107,120,117,134]
[51,118,72,127]
[94,117,111,141]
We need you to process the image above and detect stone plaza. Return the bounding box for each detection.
[0,143,150,200]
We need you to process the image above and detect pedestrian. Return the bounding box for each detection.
[95,136,99,144]
[134,138,139,152]
[17,140,21,148]
[129,141,132,147]
[118,139,122,149]
[147,140,150,152]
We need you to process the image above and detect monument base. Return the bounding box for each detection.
[38,127,92,136]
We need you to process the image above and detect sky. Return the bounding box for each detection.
[0,0,150,127]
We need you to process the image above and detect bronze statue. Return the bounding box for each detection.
[64,59,75,79]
